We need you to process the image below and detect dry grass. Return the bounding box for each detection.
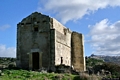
[79,73,102,80]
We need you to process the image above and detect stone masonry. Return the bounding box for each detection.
[16,12,86,72]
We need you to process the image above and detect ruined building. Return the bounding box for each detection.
[16,12,86,72]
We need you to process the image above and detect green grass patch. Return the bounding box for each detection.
[0,69,79,80]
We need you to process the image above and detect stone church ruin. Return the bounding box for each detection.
[16,12,86,72]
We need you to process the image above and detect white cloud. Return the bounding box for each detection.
[38,0,120,24]
[0,24,10,31]
[87,19,120,56]
[0,44,16,57]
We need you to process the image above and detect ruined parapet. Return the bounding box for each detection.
[71,32,86,71]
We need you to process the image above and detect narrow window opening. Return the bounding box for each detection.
[37,21,40,23]
[26,23,31,25]
[34,27,38,31]
[61,57,63,65]
[43,20,47,23]
[33,18,36,22]
[64,28,67,35]
[21,23,24,25]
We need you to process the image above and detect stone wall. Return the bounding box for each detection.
[17,12,51,69]
[71,32,86,71]
[55,30,71,66]
[16,12,86,71]
[51,18,72,66]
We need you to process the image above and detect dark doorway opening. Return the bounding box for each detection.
[32,52,39,70]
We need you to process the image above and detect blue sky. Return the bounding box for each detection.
[1,0,120,57]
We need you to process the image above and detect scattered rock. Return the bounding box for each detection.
[54,74,64,80]
[38,67,48,73]
[41,70,47,73]
[44,76,48,80]
[51,72,55,74]
[0,73,4,76]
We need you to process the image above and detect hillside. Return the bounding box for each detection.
[86,56,120,78]
[0,57,16,69]
[89,54,120,65]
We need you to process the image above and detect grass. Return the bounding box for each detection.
[0,69,79,80]
[0,69,102,80]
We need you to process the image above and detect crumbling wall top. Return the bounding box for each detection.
[51,18,72,34]
[17,12,50,26]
